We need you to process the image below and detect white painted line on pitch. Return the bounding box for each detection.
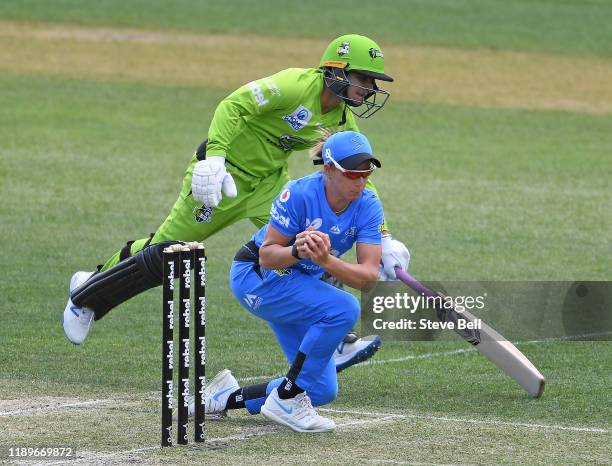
[237,348,477,383]
[238,374,279,383]
[336,415,401,428]
[9,332,611,419]
[190,416,400,443]
[43,415,402,465]
[44,445,159,466]
[355,332,612,370]
[520,331,612,344]
[365,348,475,366]
[238,332,612,382]
[320,407,610,434]
[0,399,111,417]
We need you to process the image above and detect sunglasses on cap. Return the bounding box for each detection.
[326,152,377,179]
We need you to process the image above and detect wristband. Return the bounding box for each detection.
[291,243,301,260]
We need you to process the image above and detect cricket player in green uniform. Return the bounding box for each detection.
[62,34,410,371]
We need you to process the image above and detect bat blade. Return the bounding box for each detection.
[461,309,545,398]
[394,268,545,398]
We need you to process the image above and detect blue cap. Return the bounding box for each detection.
[322,131,381,170]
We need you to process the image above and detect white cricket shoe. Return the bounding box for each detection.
[188,369,239,417]
[61,271,95,345]
[261,388,335,433]
[334,335,382,372]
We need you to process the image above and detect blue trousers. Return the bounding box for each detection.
[229,260,360,414]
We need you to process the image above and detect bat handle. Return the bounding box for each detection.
[394,267,437,299]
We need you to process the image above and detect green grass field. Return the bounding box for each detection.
[0,1,611,464]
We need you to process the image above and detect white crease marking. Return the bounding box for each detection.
[0,399,110,417]
[43,416,400,465]
[320,407,610,434]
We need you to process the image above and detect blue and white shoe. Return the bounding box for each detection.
[334,334,382,372]
[188,369,239,417]
[261,388,335,433]
[61,271,95,345]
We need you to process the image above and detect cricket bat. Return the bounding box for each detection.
[395,268,545,398]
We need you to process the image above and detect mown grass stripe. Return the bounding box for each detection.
[1,21,611,114]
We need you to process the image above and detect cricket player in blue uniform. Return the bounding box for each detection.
[195,131,384,432]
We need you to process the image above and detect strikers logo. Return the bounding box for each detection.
[193,205,213,223]
[243,293,263,310]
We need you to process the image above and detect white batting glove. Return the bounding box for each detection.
[191,156,237,208]
[378,264,389,281]
[381,234,410,279]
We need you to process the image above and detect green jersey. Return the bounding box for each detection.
[206,68,359,179]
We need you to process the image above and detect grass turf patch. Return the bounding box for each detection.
[0,0,611,57]
[2,21,612,114]
[1,73,610,463]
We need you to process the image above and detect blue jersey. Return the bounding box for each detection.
[252,172,384,278]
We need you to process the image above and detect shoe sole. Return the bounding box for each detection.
[261,406,334,433]
[335,336,382,373]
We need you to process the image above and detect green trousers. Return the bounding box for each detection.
[100,155,290,271]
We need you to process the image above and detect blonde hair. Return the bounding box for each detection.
[309,128,336,163]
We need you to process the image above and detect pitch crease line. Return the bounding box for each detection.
[236,331,611,383]
[11,333,611,418]
[43,416,400,465]
[0,399,110,417]
[237,348,475,383]
[320,408,610,434]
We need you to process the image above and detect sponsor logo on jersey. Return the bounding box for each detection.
[279,189,290,203]
[270,204,290,228]
[193,205,213,223]
[263,77,281,96]
[282,105,313,131]
[274,268,292,276]
[247,81,269,106]
[337,41,350,56]
[341,226,357,243]
[298,263,321,271]
[330,224,341,234]
[305,217,323,230]
[275,199,287,212]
